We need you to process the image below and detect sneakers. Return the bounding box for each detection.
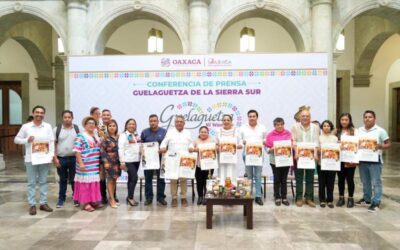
[73,200,80,207]
[56,199,65,208]
[320,202,326,208]
[355,198,371,206]
[368,203,380,213]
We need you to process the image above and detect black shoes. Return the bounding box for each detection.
[355,198,371,206]
[368,203,380,212]
[197,196,203,205]
[347,197,354,208]
[336,197,345,207]
[275,199,281,206]
[157,199,167,206]
[282,199,290,206]
[144,199,153,206]
[255,197,264,206]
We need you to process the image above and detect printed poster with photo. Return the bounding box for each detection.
[178,152,197,179]
[141,142,160,170]
[321,143,341,171]
[340,135,359,163]
[296,142,316,169]
[245,140,263,166]
[273,140,293,167]
[31,141,53,165]
[218,137,237,164]
[358,136,379,162]
[198,143,218,170]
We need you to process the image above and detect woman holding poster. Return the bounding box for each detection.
[265,117,292,206]
[189,126,216,205]
[216,114,243,186]
[118,119,141,207]
[336,113,358,208]
[318,120,339,208]
[100,120,121,208]
[73,117,102,212]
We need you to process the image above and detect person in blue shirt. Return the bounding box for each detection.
[140,114,167,206]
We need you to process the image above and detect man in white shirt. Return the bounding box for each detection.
[291,109,320,208]
[240,110,267,205]
[356,110,391,212]
[14,105,55,215]
[160,115,193,207]
[53,110,79,208]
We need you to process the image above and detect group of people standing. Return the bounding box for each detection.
[15,104,390,215]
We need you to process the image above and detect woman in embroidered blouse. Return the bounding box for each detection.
[118,118,141,206]
[100,119,121,208]
[73,116,102,212]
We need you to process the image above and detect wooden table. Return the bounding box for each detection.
[206,197,253,229]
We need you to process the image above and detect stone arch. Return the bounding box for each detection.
[333,1,400,49]
[89,3,188,54]
[210,2,309,53]
[0,4,67,52]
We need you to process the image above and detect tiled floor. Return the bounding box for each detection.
[0,144,399,250]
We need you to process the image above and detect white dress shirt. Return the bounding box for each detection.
[14,121,55,163]
[160,128,192,154]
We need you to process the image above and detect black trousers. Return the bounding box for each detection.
[195,168,214,197]
[127,162,140,199]
[270,164,290,199]
[317,165,336,202]
[337,162,355,197]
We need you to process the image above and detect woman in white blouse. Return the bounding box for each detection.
[118,118,141,206]
[216,114,243,185]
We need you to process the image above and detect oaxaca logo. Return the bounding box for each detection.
[161,58,202,67]
[207,58,232,67]
[161,58,171,67]
[159,101,242,137]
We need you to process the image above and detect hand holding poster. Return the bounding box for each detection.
[321,143,341,171]
[31,141,53,165]
[141,142,160,170]
[358,136,379,162]
[178,153,197,179]
[340,135,359,163]
[296,142,316,169]
[245,140,263,166]
[219,137,237,164]
[273,140,293,167]
[162,153,179,180]
[198,143,218,170]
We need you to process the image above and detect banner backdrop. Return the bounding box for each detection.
[69,53,328,182]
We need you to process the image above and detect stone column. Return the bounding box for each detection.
[310,0,335,120]
[188,0,210,54]
[66,0,89,55]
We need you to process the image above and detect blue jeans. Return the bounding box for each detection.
[359,162,383,205]
[245,165,262,198]
[25,162,50,206]
[144,169,166,201]
[57,156,76,201]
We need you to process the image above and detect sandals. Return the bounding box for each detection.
[83,204,95,212]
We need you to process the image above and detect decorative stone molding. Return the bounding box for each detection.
[133,1,143,10]
[310,0,333,8]
[36,76,55,90]
[352,74,372,87]
[255,0,266,9]
[186,0,211,6]
[378,0,391,7]
[13,2,23,12]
